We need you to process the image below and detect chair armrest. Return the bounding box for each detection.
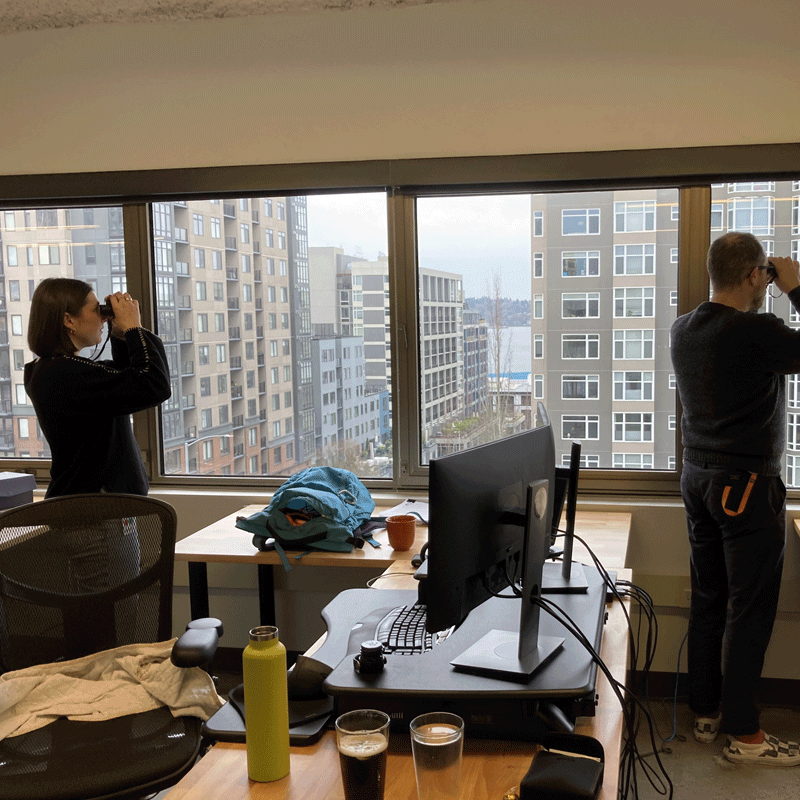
[171,617,223,668]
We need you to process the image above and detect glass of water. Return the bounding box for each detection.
[409,712,464,800]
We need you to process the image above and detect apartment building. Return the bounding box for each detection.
[311,335,386,454]
[2,206,125,459]
[532,182,800,477]
[0,198,310,477]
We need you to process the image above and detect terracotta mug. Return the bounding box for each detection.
[386,514,416,551]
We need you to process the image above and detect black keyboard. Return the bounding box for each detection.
[373,604,452,655]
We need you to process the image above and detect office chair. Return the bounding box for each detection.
[0,493,221,800]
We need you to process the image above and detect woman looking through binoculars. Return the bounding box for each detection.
[24,278,171,497]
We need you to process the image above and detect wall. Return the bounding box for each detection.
[1,0,800,176]
[8,0,800,675]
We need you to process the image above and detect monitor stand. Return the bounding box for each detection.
[542,560,589,594]
[449,628,563,680]
[450,479,565,682]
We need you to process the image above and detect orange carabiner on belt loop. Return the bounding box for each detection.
[721,472,758,517]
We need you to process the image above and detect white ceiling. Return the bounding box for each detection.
[0,0,450,37]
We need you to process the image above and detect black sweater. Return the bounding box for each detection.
[24,327,171,497]
[670,287,800,476]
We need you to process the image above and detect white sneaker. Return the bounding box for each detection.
[693,713,721,743]
[723,733,800,766]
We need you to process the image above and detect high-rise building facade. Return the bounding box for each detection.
[531,182,800,477]
[531,188,679,470]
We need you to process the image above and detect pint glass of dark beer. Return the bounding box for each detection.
[335,709,390,800]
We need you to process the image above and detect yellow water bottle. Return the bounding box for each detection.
[242,625,290,782]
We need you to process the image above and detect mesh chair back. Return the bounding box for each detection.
[0,493,177,673]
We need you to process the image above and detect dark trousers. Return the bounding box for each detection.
[680,460,786,736]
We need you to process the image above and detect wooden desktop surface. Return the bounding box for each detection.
[163,574,631,800]
[166,511,632,800]
[175,504,425,569]
[175,506,631,571]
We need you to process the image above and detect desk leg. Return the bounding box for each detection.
[187,562,210,620]
[258,564,276,627]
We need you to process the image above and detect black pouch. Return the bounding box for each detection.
[519,733,604,800]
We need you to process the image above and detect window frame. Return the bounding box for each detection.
[5,143,798,494]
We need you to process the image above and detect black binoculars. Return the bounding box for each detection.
[98,303,114,318]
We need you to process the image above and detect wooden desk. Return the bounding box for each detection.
[175,505,428,623]
[163,567,631,800]
[176,508,631,626]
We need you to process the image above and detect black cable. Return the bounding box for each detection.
[533,594,673,800]
[502,560,523,597]
[545,534,672,799]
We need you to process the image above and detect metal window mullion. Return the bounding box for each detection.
[675,185,712,475]
[388,191,426,488]
[123,203,161,482]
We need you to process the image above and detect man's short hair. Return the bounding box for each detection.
[707,231,765,291]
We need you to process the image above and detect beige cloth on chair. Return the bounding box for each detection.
[0,639,224,740]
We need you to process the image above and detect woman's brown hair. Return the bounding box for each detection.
[27,277,93,357]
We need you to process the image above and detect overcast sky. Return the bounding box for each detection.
[306,193,532,300]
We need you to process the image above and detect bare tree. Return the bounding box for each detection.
[481,268,516,442]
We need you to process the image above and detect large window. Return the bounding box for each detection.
[154,193,390,478]
[416,188,677,470]
[4,153,800,489]
[0,205,125,459]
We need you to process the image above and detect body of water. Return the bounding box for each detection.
[488,326,532,376]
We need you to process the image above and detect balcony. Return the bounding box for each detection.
[257,354,265,366]
[176,261,190,276]
[174,228,189,244]
[233,415,244,429]
[255,299,262,310]
[258,382,266,395]
[227,297,240,311]
[181,361,194,376]
[230,357,242,370]
[225,237,237,251]
[184,426,197,439]
[256,326,264,339]
[181,394,196,409]
[254,270,261,282]
[232,386,243,399]
[229,326,241,340]
[251,209,259,224]
[226,267,238,281]
[253,241,261,255]
[223,202,236,218]
[177,295,191,310]
[180,328,193,343]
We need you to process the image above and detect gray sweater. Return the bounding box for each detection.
[671,287,800,476]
